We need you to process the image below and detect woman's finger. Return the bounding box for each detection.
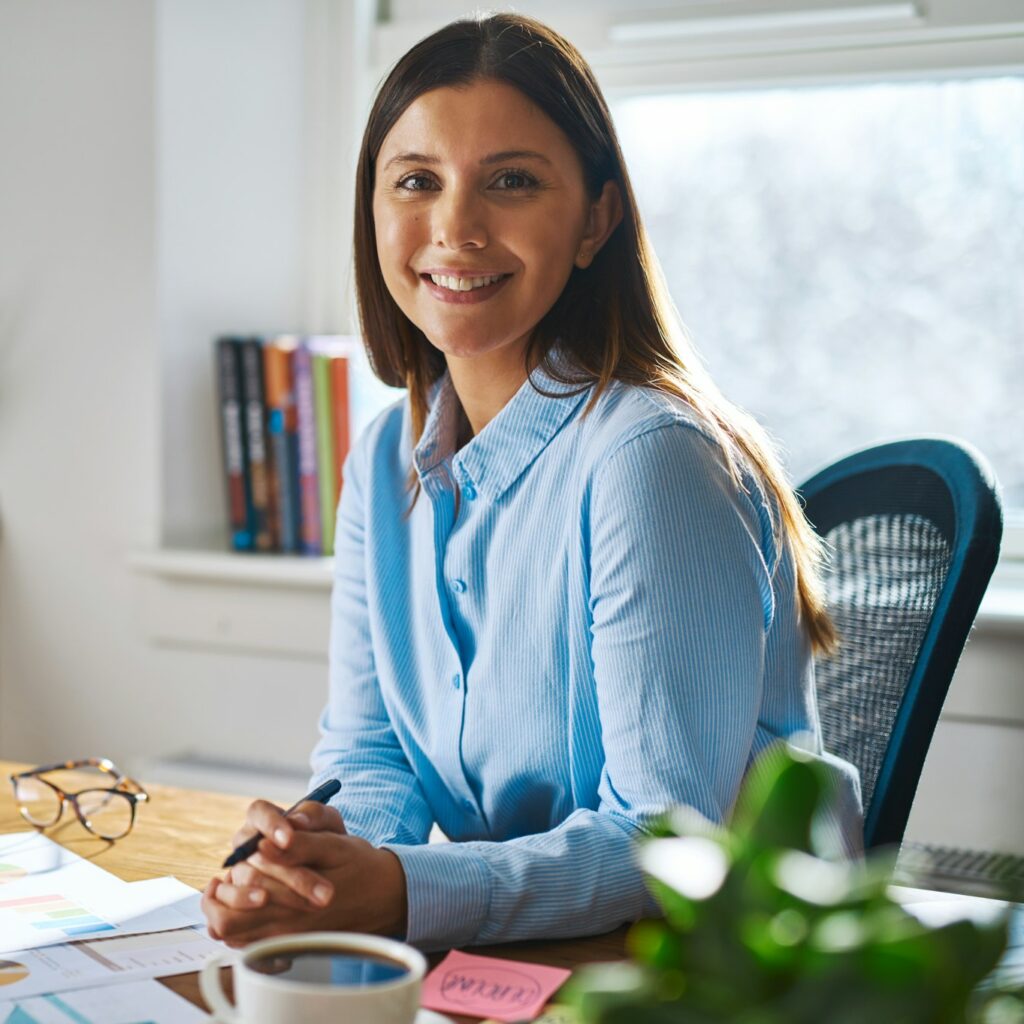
[244,799,294,846]
[212,880,269,911]
[248,847,335,908]
[227,862,311,911]
[289,801,347,834]
[231,825,259,849]
[202,879,294,945]
[218,916,314,950]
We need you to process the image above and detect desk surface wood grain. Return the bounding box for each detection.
[0,760,627,1021]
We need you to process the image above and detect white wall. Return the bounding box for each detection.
[0,0,161,760]
[0,0,1021,854]
[0,0,333,782]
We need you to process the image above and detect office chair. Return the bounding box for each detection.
[798,438,1003,850]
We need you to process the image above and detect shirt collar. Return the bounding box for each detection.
[413,351,591,504]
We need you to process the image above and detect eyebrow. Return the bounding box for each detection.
[381,149,553,172]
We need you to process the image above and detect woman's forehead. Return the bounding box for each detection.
[377,80,574,169]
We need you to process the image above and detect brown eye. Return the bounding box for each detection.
[493,170,538,191]
[396,174,437,191]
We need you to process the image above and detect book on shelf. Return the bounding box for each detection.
[239,336,277,552]
[293,342,323,555]
[214,337,253,551]
[214,334,357,556]
[263,336,302,554]
[309,336,359,557]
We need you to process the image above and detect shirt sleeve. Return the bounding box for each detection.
[309,436,434,848]
[386,422,775,950]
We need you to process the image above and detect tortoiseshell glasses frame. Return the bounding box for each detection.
[9,757,149,841]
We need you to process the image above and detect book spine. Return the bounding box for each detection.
[293,343,322,555]
[263,339,301,554]
[312,353,338,556]
[214,337,253,551]
[329,355,351,510]
[239,337,276,552]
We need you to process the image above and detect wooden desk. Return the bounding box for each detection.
[0,761,626,1021]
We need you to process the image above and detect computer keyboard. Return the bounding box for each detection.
[895,841,1024,899]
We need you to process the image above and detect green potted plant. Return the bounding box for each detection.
[564,746,1023,1024]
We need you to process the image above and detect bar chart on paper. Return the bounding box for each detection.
[0,977,207,1023]
[0,894,116,940]
[0,834,203,955]
[0,926,221,1002]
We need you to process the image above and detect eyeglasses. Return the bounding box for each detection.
[9,757,149,841]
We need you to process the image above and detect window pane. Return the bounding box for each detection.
[612,78,1024,510]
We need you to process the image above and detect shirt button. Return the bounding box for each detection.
[451,579,467,594]
[462,483,477,501]
[452,674,461,690]
[461,798,476,814]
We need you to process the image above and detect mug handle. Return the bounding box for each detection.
[200,952,240,1023]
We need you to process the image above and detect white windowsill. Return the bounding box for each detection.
[128,545,1024,632]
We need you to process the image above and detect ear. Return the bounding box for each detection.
[575,180,624,269]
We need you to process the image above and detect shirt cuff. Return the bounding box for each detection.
[384,841,492,950]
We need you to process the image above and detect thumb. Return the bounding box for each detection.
[290,801,347,835]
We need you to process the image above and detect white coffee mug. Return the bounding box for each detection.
[200,931,427,1024]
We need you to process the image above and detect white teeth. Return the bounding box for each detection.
[429,273,504,291]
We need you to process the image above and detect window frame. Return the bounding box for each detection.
[365,0,1024,564]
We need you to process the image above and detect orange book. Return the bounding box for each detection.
[329,355,351,509]
[263,337,301,553]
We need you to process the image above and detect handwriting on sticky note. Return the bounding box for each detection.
[421,950,571,1022]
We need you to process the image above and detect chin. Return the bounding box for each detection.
[424,333,513,362]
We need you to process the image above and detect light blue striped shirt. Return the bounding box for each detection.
[310,359,862,951]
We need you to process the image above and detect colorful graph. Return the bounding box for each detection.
[0,864,27,886]
[0,893,116,938]
[0,960,29,987]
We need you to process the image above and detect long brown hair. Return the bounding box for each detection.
[353,13,837,655]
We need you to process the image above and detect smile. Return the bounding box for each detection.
[420,272,512,304]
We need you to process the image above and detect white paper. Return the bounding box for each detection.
[0,834,207,954]
[0,977,208,1023]
[0,926,223,1000]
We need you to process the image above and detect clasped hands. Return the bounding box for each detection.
[201,800,408,948]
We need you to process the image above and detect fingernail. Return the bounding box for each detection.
[313,884,331,906]
[249,890,264,905]
[274,828,289,847]
[292,812,311,828]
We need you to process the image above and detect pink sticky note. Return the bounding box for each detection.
[420,949,571,1022]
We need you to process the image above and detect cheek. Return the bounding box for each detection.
[372,203,419,278]
[523,220,584,297]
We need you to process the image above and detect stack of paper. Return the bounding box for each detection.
[0,833,221,1020]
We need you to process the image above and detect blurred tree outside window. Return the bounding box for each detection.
[611,76,1024,513]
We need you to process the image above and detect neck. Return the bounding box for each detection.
[446,339,533,439]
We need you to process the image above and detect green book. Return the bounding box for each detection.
[311,352,337,555]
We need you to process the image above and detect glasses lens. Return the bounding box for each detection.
[76,789,134,840]
[13,777,61,826]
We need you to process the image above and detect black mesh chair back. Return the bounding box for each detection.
[798,439,1002,850]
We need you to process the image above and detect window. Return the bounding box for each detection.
[611,76,1024,510]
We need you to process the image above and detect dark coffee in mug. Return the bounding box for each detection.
[247,947,411,987]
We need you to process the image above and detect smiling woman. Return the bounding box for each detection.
[200,12,864,953]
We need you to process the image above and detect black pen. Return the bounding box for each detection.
[222,779,341,868]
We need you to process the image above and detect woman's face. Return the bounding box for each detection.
[372,78,610,370]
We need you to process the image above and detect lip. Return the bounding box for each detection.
[419,268,511,277]
[419,271,512,305]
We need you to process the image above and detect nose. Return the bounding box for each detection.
[431,184,488,251]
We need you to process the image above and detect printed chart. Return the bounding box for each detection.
[0,894,115,941]
[0,866,27,887]
[0,927,221,1001]
[0,964,29,989]
[0,835,204,955]
[0,977,207,1023]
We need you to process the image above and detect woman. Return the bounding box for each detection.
[201,12,862,951]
